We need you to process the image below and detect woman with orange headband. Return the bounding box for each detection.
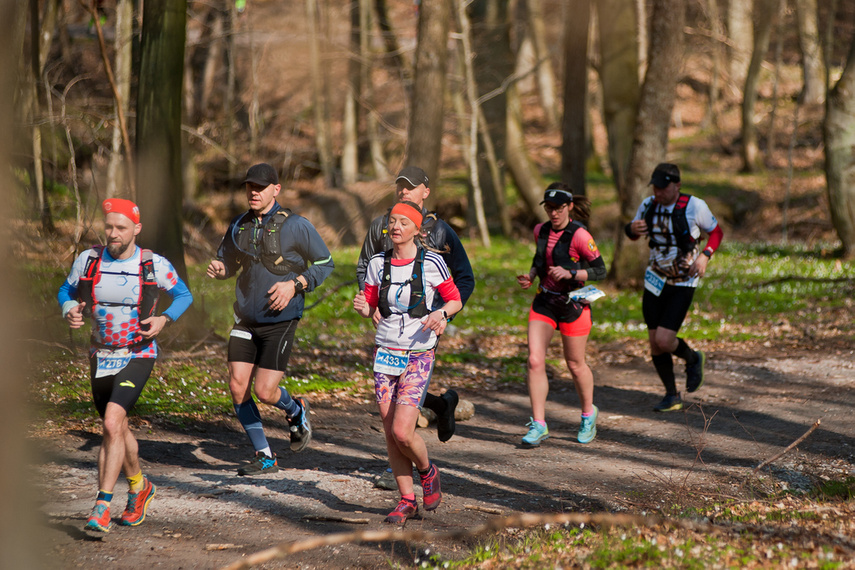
[353,200,462,523]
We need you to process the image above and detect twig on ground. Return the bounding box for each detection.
[748,276,852,289]
[220,512,710,570]
[464,504,503,515]
[753,419,821,474]
[302,514,370,524]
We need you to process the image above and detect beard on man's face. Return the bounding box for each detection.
[107,240,131,258]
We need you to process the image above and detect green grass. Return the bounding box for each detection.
[29,237,854,423]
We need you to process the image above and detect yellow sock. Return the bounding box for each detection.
[127,471,144,493]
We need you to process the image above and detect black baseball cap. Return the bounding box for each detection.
[396,166,429,187]
[540,188,573,206]
[241,163,279,186]
[649,163,680,188]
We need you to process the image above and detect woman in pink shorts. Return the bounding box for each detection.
[353,201,462,523]
[516,183,607,447]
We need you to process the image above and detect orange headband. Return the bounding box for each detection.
[102,198,140,224]
[390,202,423,228]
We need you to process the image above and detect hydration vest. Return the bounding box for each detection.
[234,209,306,276]
[77,246,159,330]
[643,193,696,254]
[533,222,585,292]
[377,246,430,318]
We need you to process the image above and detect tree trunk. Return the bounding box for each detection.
[741,0,779,173]
[136,0,188,280]
[200,6,225,118]
[794,0,826,105]
[362,0,386,178]
[406,0,451,183]
[29,0,55,234]
[609,0,685,285]
[455,0,491,246]
[468,0,513,236]
[560,0,590,196]
[224,0,237,180]
[373,0,409,78]
[527,0,559,130]
[635,0,647,79]
[0,2,39,564]
[824,35,855,258]
[306,0,335,187]
[596,0,639,198]
[341,0,360,186]
[107,0,133,198]
[506,83,546,221]
[727,0,752,97]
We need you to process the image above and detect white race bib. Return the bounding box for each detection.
[373,347,409,375]
[95,348,132,378]
[644,267,666,297]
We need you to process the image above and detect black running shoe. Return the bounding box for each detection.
[237,452,279,476]
[289,397,312,452]
[653,393,683,412]
[436,390,459,442]
[686,350,706,393]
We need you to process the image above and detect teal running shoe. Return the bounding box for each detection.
[577,405,598,444]
[521,418,549,446]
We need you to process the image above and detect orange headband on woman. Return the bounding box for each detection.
[102,198,140,224]
[390,201,423,228]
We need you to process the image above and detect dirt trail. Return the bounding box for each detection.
[34,349,855,569]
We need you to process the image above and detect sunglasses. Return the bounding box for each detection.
[543,203,568,212]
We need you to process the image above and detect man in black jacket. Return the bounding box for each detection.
[356,166,475,445]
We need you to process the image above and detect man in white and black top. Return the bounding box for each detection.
[626,163,724,412]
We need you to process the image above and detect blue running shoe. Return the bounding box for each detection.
[237,452,279,476]
[577,405,598,444]
[521,418,549,446]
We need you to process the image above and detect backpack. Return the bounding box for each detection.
[643,193,696,254]
[377,246,430,319]
[76,245,159,330]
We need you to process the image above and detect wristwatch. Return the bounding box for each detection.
[441,310,450,322]
[293,278,305,293]
[163,314,174,325]
[701,249,713,258]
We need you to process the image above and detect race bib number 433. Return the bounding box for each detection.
[373,347,409,375]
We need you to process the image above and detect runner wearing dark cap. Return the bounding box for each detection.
[207,163,334,475]
[625,163,723,411]
[516,182,607,446]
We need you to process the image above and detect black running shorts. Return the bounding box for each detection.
[642,284,696,332]
[227,319,299,372]
[88,357,155,418]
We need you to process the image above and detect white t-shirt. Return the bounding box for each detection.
[364,250,456,351]
[632,195,719,287]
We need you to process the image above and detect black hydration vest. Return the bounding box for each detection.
[533,222,585,292]
[234,209,306,276]
[643,193,696,254]
[377,246,430,318]
[76,245,159,331]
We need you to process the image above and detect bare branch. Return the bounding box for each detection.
[81,0,136,199]
[753,419,821,474]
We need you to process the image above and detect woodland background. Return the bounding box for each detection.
[2,0,855,567]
